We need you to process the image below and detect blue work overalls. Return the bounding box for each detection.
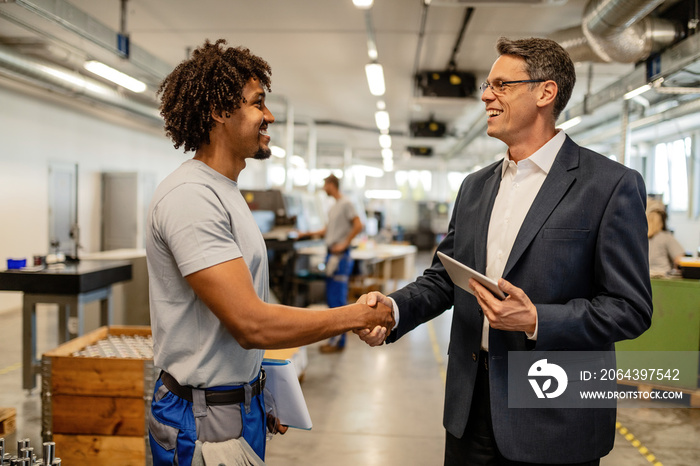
[148,372,266,466]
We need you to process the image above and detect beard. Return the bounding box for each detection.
[253,147,271,160]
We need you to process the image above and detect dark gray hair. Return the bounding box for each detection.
[496,37,575,121]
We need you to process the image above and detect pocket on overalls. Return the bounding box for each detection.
[149,378,197,465]
[149,413,179,451]
[240,391,267,461]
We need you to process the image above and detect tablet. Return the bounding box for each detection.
[437,251,505,300]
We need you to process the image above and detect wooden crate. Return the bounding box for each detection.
[0,407,16,436]
[41,326,154,466]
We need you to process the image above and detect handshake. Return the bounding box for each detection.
[354,291,395,347]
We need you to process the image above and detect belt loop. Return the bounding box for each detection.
[243,382,253,414]
[192,388,207,418]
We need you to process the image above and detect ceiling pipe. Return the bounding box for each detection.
[575,95,700,146]
[411,0,430,98]
[583,0,681,63]
[0,42,161,124]
[548,25,605,62]
[446,7,474,70]
[550,0,682,63]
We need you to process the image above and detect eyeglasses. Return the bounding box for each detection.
[479,79,546,94]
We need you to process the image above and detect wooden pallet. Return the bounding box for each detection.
[0,407,17,435]
[618,380,700,407]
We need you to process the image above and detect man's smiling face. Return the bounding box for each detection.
[226,77,275,161]
[481,54,543,147]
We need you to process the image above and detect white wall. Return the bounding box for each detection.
[668,213,700,257]
[0,84,186,312]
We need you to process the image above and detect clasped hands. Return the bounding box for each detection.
[353,277,537,347]
[354,291,395,347]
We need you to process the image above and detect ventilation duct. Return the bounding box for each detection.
[550,0,682,63]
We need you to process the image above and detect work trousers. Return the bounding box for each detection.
[148,374,266,466]
[325,249,354,347]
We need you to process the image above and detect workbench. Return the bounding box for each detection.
[294,242,418,303]
[0,260,132,390]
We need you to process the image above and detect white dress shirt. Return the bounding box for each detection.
[480,130,566,350]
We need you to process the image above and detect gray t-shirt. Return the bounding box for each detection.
[146,159,268,387]
[325,196,358,248]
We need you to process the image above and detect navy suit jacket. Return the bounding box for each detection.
[387,136,652,463]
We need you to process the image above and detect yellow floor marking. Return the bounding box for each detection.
[616,422,663,466]
[0,362,21,376]
[426,321,447,384]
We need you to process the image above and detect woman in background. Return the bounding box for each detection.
[647,201,686,277]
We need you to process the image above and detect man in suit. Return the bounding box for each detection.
[359,37,652,465]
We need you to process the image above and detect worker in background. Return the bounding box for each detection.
[146,39,394,466]
[647,199,686,277]
[358,37,652,465]
[298,174,364,353]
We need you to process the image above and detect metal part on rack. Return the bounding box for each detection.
[40,444,53,466]
[15,441,28,458]
[0,436,57,465]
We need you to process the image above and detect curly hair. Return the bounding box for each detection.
[496,37,575,121]
[158,39,272,152]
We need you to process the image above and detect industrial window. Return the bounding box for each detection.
[653,137,691,212]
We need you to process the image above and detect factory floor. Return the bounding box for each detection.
[0,251,698,465]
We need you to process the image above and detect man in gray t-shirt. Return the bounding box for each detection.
[299,174,363,352]
[147,40,393,465]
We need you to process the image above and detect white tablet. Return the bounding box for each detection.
[437,251,505,300]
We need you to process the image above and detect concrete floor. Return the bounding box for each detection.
[1,251,699,465]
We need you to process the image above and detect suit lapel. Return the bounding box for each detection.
[502,137,579,277]
[475,164,502,272]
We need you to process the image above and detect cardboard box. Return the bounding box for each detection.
[41,326,154,466]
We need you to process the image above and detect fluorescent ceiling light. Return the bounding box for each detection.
[365,189,401,200]
[375,110,390,131]
[365,63,385,96]
[623,83,651,100]
[353,165,384,177]
[290,155,306,167]
[367,45,378,61]
[270,145,286,158]
[376,100,386,110]
[84,60,147,93]
[39,64,108,95]
[631,95,650,108]
[379,134,392,149]
[383,159,394,172]
[353,0,374,9]
[381,148,393,159]
[556,116,581,131]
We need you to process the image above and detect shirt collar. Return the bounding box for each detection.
[500,130,566,178]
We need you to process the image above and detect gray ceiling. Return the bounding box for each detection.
[1,0,697,173]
